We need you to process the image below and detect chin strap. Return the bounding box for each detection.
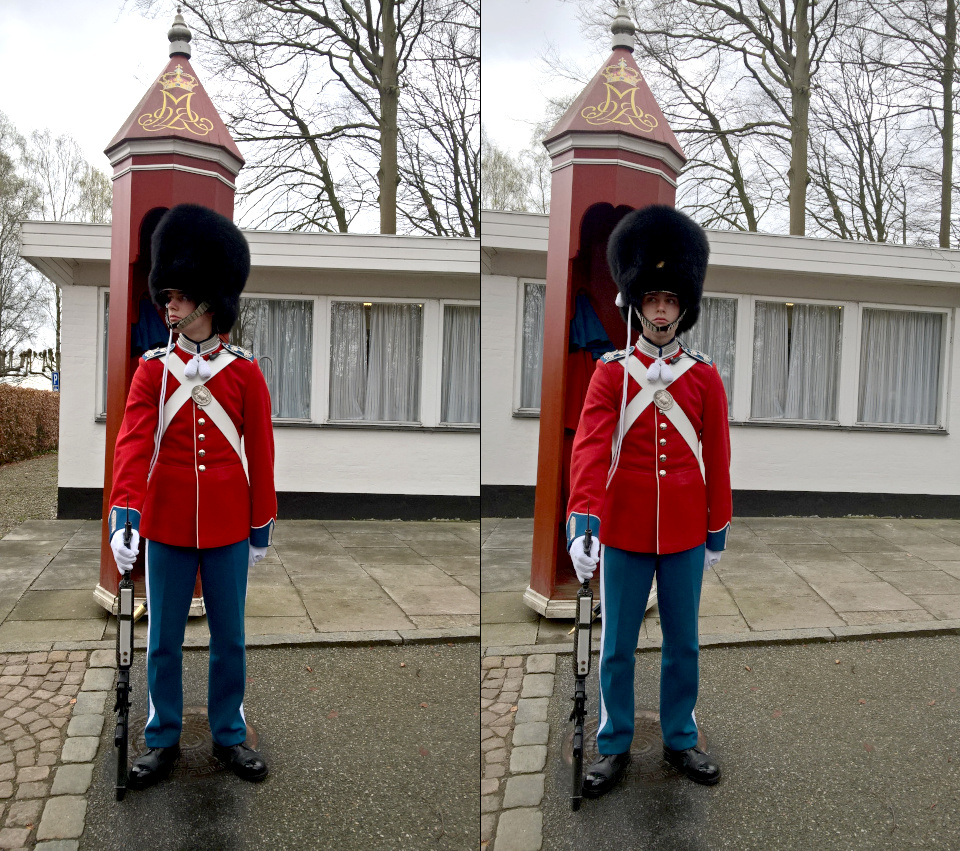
[168,301,210,331]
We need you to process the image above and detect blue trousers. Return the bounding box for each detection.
[144,539,248,748]
[597,544,704,754]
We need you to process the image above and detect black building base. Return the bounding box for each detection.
[58,488,479,522]
[480,485,960,520]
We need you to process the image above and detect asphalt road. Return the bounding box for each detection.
[544,635,960,850]
[83,643,478,851]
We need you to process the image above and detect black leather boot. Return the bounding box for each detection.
[213,741,269,782]
[663,745,721,785]
[127,744,180,790]
[582,752,631,798]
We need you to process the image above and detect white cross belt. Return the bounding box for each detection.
[615,355,705,481]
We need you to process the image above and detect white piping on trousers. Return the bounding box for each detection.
[596,545,609,743]
[144,541,156,733]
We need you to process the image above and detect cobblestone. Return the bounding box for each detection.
[0,651,93,849]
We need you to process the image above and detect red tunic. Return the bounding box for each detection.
[566,339,732,555]
[108,338,277,549]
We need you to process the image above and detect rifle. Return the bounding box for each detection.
[114,504,135,800]
[570,515,595,811]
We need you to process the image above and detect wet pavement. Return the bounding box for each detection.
[541,635,960,850]
[82,643,477,851]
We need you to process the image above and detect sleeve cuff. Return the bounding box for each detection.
[108,505,141,537]
[706,522,730,552]
[566,512,601,551]
[250,519,275,548]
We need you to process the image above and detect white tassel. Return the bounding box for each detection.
[184,356,199,379]
[197,357,212,380]
[615,292,626,307]
[646,359,661,382]
[661,360,674,382]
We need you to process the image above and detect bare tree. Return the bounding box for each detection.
[139,0,476,236]
[480,130,532,212]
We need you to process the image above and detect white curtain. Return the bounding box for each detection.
[363,303,423,422]
[520,283,545,409]
[329,302,368,420]
[682,297,736,415]
[234,298,313,418]
[751,302,840,420]
[859,309,941,425]
[441,305,480,424]
[751,302,790,418]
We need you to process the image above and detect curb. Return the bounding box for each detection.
[482,618,960,656]
[0,626,481,655]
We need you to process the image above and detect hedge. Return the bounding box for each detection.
[0,384,60,465]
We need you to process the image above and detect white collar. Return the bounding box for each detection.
[176,334,222,358]
[636,335,680,360]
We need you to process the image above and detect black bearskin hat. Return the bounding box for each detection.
[148,203,250,334]
[606,204,709,335]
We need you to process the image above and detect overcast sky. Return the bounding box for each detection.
[481,0,608,155]
[0,0,216,169]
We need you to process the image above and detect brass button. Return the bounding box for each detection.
[660,438,667,446]
[659,454,667,462]
[198,465,206,472]
[659,470,666,477]
[198,434,205,441]
[659,422,667,430]
[198,418,206,425]
[199,450,206,457]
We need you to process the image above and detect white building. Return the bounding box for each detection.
[21,221,480,519]
[482,208,960,517]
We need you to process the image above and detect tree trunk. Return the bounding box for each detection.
[941,0,956,248]
[789,0,811,236]
[380,0,399,235]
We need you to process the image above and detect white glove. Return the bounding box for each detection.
[704,548,722,571]
[248,544,268,568]
[110,529,140,574]
[569,535,600,583]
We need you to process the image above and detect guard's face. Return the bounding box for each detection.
[163,290,197,324]
[640,292,680,329]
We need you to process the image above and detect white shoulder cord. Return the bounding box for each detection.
[147,327,173,481]
[606,307,632,488]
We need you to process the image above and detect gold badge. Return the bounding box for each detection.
[191,385,212,407]
[653,389,674,411]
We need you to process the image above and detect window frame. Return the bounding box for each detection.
[96,287,110,420]
[236,291,320,424]
[745,294,850,427]
[436,299,481,428]
[852,302,951,431]
[513,278,547,416]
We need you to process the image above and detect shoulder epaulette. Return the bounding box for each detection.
[680,344,713,365]
[221,342,255,361]
[142,344,173,361]
[600,346,635,364]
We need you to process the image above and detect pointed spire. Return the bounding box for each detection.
[611,5,635,52]
[168,8,192,58]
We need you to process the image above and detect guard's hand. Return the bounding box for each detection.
[570,535,600,583]
[110,529,140,574]
[248,544,268,569]
[704,548,722,571]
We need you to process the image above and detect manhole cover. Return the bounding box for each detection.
[562,710,707,783]
[127,707,259,781]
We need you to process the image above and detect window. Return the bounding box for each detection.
[750,301,842,421]
[100,292,110,417]
[519,282,545,411]
[441,305,480,424]
[232,297,313,419]
[682,296,736,415]
[858,308,943,426]
[329,301,423,423]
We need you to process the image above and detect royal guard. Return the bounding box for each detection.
[108,204,277,789]
[567,205,732,797]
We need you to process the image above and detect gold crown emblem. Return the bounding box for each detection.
[602,58,640,86]
[158,64,198,92]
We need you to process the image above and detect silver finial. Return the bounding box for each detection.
[611,5,635,52]
[168,11,192,58]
